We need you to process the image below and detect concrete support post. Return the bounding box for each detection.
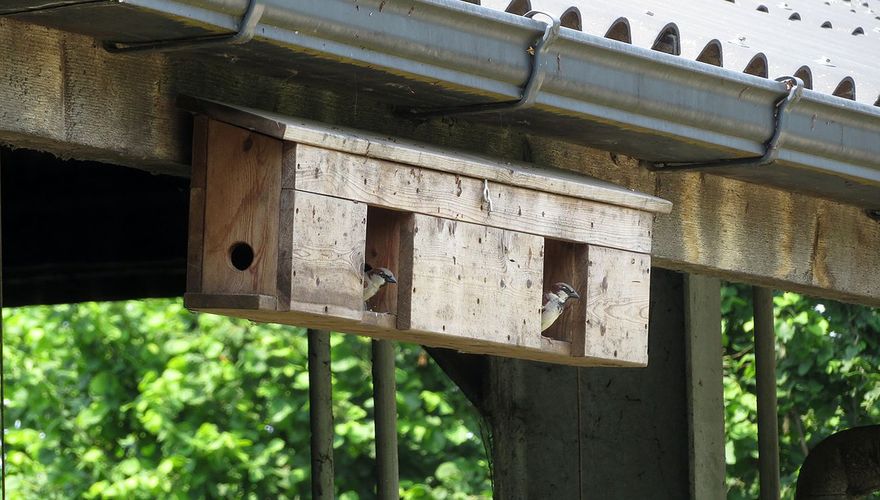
[684,274,725,499]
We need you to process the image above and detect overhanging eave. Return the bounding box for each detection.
[5,0,880,207]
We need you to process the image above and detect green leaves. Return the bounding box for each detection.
[722,284,880,499]
[3,300,491,497]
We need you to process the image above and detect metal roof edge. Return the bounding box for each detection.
[23,0,880,206]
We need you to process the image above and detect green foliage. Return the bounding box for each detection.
[722,284,880,499]
[3,300,491,498]
[6,288,878,498]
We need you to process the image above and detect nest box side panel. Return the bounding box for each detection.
[578,246,651,366]
[287,191,367,320]
[200,120,282,298]
[398,214,544,350]
[186,115,209,294]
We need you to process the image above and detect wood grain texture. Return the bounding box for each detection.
[281,142,297,189]
[0,19,183,172]
[581,246,651,365]
[190,305,631,366]
[288,191,366,321]
[202,120,281,297]
[179,99,671,214]
[184,292,277,311]
[541,240,588,344]
[398,214,545,350]
[295,145,654,253]
[276,188,296,310]
[684,274,726,500]
[651,172,880,307]
[186,115,209,293]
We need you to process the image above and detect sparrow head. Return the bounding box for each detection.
[367,266,397,284]
[551,282,580,302]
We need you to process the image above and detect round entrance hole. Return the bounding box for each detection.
[229,242,254,271]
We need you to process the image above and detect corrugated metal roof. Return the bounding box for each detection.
[475,0,880,106]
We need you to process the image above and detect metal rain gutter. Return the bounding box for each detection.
[11,0,880,207]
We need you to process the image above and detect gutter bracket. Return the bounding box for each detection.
[649,76,805,173]
[395,11,561,119]
[103,0,265,54]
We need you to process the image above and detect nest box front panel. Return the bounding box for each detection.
[579,246,651,365]
[397,214,545,349]
[201,120,281,297]
[281,190,367,321]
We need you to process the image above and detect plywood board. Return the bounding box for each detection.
[398,214,545,350]
[186,115,208,294]
[295,145,654,253]
[201,120,281,296]
[288,191,367,321]
[578,246,651,365]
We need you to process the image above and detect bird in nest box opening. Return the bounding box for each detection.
[541,282,580,332]
[363,263,397,301]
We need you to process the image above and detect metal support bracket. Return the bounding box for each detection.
[103,0,264,54]
[396,11,561,118]
[649,76,805,173]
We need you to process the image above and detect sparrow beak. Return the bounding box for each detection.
[385,275,397,284]
[570,290,581,300]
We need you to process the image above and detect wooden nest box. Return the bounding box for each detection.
[182,98,672,367]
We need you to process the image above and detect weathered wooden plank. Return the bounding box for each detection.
[398,214,545,350]
[201,120,281,297]
[684,274,726,499]
[295,145,654,253]
[184,292,277,311]
[0,19,183,172]
[281,142,297,189]
[649,171,880,307]
[179,98,671,215]
[186,115,209,293]
[192,305,615,366]
[288,191,366,320]
[276,188,296,310]
[579,246,651,365]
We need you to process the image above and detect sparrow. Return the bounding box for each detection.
[541,282,581,332]
[363,263,397,301]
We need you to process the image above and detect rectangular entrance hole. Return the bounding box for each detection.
[364,206,408,316]
[541,239,588,344]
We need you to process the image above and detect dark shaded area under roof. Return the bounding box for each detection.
[1,148,188,306]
